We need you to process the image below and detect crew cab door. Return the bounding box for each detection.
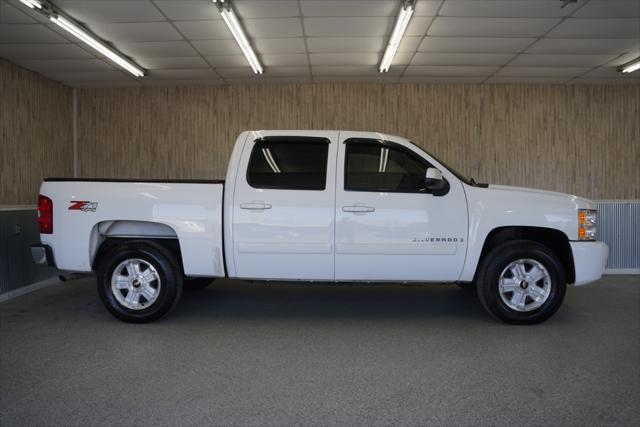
[232,132,339,280]
[334,133,468,282]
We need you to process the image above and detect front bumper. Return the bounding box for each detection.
[31,244,56,267]
[570,241,608,286]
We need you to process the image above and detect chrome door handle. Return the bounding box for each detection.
[342,205,375,213]
[240,202,272,210]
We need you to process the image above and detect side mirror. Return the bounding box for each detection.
[425,167,449,196]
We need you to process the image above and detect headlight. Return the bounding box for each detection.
[578,209,597,241]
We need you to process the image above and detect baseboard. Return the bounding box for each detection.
[604,269,640,275]
[0,277,61,303]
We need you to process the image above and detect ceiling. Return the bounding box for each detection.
[0,0,639,87]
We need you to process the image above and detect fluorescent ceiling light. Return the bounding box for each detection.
[618,57,640,74]
[213,0,263,74]
[19,0,42,8]
[379,0,414,73]
[50,15,144,77]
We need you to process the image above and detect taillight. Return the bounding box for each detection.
[37,195,53,234]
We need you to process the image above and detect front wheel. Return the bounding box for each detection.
[97,241,183,323]
[476,240,566,324]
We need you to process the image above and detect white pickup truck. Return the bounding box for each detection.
[32,130,608,324]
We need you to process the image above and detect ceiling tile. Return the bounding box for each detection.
[546,19,640,38]
[0,1,36,23]
[141,79,226,87]
[312,66,402,76]
[510,54,618,67]
[89,22,183,42]
[400,76,485,83]
[252,38,306,54]
[301,1,398,17]
[573,1,640,18]
[67,81,143,88]
[146,69,221,80]
[263,67,310,77]
[411,52,514,66]
[226,77,312,85]
[307,37,383,53]
[485,77,569,84]
[309,53,379,66]
[419,37,534,53]
[234,1,300,18]
[304,17,394,37]
[405,17,433,37]
[580,66,640,79]
[43,70,133,82]
[117,41,198,58]
[313,76,400,83]
[53,1,164,23]
[215,68,257,78]
[11,58,114,72]
[404,65,499,76]
[205,55,251,68]
[136,56,210,70]
[0,43,94,59]
[526,38,640,54]
[0,24,69,43]
[397,36,422,52]
[413,1,442,17]
[243,18,303,38]
[439,1,578,18]
[192,39,242,56]
[173,20,230,40]
[494,67,590,77]
[392,52,414,65]
[261,54,308,67]
[428,17,559,37]
[153,1,221,21]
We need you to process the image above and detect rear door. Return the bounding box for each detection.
[334,133,468,282]
[232,132,339,280]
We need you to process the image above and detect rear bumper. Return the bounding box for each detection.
[31,244,56,267]
[570,241,608,286]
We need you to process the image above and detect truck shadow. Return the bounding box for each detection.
[172,279,492,322]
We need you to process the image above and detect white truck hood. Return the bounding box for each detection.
[486,184,594,210]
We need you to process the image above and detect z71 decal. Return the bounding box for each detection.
[68,201,98,212]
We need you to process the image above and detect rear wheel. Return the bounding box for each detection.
[97,241,183,323]
[476,240,566,324]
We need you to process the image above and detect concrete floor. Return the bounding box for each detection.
[0,276,638,426]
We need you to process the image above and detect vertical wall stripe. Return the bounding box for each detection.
[73,88,78,178]
[595,201,640,270]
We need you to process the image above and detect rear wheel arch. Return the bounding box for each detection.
[474,226,575,284]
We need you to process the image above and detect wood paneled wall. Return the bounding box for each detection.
[77,83,639,200]
[0,59,73,205]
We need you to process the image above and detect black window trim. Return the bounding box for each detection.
[246,136,331,191]
[343,137,445,194]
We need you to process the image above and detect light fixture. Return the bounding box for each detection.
[50,15,144,77]
[617,57,640,74]
[213,0,263,74]
[19,0,42,9]
[379,0,415,73]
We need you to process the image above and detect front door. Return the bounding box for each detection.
[232,132,339,280]
[334,133,468,282]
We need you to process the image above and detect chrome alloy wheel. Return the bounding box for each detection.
[111,258,161,310]
[498,258,551,312]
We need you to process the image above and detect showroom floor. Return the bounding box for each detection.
[1,276,638,426]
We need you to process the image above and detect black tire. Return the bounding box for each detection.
[184,277,214,291]
[97,240,183,323]
[476,239,566,325]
